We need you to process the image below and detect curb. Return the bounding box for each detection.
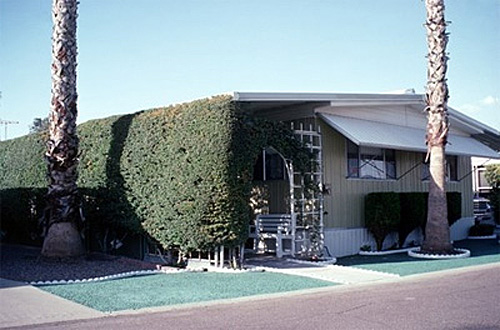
[359,247,419,256]
[467,235,497,240]
[408,248,471,260]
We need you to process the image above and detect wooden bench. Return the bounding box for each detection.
[254,214,295,258]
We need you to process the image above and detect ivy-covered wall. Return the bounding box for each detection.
[0,95,312,254]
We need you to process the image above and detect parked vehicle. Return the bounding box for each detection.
[473,197,494,224]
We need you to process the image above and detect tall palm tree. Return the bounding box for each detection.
[421,0,453,254]
[41,0,84,257]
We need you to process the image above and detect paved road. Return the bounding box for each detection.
[18,263,500,330]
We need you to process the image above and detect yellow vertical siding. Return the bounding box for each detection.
[321,120,473,229]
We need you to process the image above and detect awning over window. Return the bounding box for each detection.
[318,113,499,159]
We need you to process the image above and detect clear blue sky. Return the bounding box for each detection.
[1,0,499,140]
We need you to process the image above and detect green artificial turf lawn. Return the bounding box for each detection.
[41,271,336,312]
[337,239,500,276]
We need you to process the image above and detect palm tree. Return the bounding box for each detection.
[421,0,453,254]
[41,0,84,257]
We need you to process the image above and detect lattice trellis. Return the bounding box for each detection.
[287,121,324,257]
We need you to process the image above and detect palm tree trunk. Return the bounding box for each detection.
[421,0,453,254]
[41,0,84,257]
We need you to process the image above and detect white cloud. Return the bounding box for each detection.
[455,96,500,130]
[457,95,500,115]
[459,103,480,114]
[481,95,499,106]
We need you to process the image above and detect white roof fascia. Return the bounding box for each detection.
[448,107,500,135]
[448,114,484,135]
[233,91,340,102]
[328,99,423,107]
[232,91,499,136]
[232,91,424,104]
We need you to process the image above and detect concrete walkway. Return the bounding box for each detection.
[0,278,104,329]
[245,256,400,284]
[262,264,400,284]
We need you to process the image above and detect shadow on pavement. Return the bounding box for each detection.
[0,278,28,289]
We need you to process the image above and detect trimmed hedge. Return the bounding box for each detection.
[0,188,45,246]
[366,191,462,250]
[365,192,400,251]
[446,192,462,226]
[468,223,495,237]
[0,132,47,188]
[0,187,143,256]
[399,192,426,247]
[1,96,314,255]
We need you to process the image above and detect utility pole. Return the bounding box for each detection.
[0,119,19,141]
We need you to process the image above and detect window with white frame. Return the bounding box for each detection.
[477,168,489,189]
[346,140,396,180]
[421,154,458,182]
[253,149,286,181]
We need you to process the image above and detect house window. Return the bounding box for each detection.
[477,168,489,189]
[421,154,458,182]
[253,149,286,181]
[346,140,396,180]
[448,155,458,181]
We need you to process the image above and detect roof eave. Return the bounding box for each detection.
[232,91,425,103]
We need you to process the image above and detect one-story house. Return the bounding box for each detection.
[233,90,500,257]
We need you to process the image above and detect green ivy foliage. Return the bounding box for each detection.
[0,132,47,188]
[0,95,314,255]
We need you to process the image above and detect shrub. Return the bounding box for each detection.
[0,132,46,188]
[485,164,500,223]
[485,164,500,189]
[0,95,314,256]
[0,188,45,246]
[446,192,462,226]
[399,192,426,247]
[468,223,495,237]
[365,192,400,251]
[489,190,500,225]
[367,191,463,250]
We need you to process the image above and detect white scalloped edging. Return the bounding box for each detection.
[359,247,420,256]
[467,235,497,240]
[286,257,337,266]
[29,264,266,286]
[408,248,470,260]
[29,268,210,286]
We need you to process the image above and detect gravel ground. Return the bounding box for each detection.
[0,244,159,283]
